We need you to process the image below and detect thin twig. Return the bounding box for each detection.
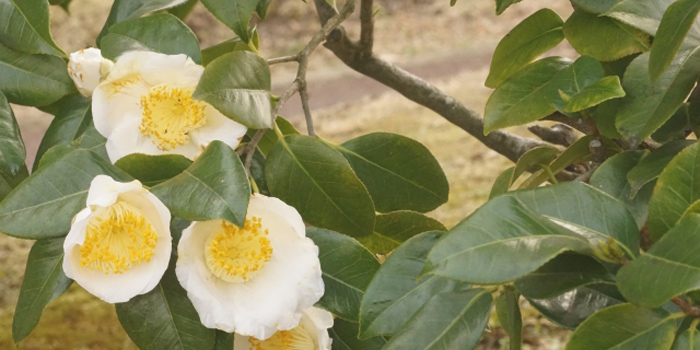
[267,55,299,65]
[673,297,700,317]
[299,82,316,136]
[359,0,374,57]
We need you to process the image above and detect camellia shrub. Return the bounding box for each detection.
[4,0,700,349]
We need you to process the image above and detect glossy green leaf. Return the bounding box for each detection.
[34,94,91,171]
[329,319,386,350]
[98,0,189,43]
[246,148,269,196]
[564,9,650,61]
[511,146,558,185]
[514,181,640,257]
[672,328,700,350]
[193,51,272,129]
[571,0,618,14]
[649,0,700,81]
[358,210,446,254]
[359,231,468,338]
[116,262,215,350]
[618,213,700,307]
[200,0,258,43]
[213,330,233,350]
[484,57,570,133]
[605,0,676,36]
[616,50,700,142]
[337,132,449,213]
[490,166,515,199]
[647,142,700,241]
[168,0,197,20]
[247,116,299,156]
[201,38,254,66]
[115,154,192,187]
[0,92,27,189]
[70,124,108,160]
[0,150,131,239]
[266,135,375,237]
[151,141,249,227]
[548,55,606,113]
[0,42,76,106]
[495,288,522,350]
[563,76,626,112]
[565,303,677,350]
[256,0,271,19]
[0,0,64,56]
[307,228,379,322]
[384,289,492,350]
[495,0,522,15]
[515,253,614,299]
[425,195,590,284]
[652,102,700,143]
[527,283,625,329]
[590,150,653,227]
[12,237,72,343]
[627,140,695,197]
[485,9,564,88]
[591,99,624,139]
[101,13,201,64]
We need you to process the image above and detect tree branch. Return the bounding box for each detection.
[359,0,374,57]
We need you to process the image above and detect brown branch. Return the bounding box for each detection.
[359,0,374,57]
[267,55,299,65]
[673,297,700,317]
[528,124,577,147]
[299,82,316,136]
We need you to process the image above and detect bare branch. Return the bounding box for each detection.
[267,55,299,65]
[299,82,316,136]
[528,124,578,147]
[359,0,374,57]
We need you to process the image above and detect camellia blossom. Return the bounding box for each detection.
[233,307,333,350]
[63,175,172,303]
[91,51,247,163]
[67,48,114,97]
[176,194,324,340]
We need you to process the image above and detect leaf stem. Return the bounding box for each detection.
[249,175,260,194]
[539,164,558,184]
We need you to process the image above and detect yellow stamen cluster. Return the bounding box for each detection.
[80,201,158,274]
[205,217,273,283]
[139,84,206,151]
[247,326,315,350]
[109,74,142,95]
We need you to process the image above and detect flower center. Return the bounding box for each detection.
[205,218,273,283]
[80,201,158,274]
[139,84,207,151]
[247,326,316,350]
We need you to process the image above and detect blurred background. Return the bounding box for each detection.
[2,0,578,348]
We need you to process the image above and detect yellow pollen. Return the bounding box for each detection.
[247,325,316,350]
[80,201,158,274]
[139,84,207,151]
[108,74,142,95]
[205,217,273,283]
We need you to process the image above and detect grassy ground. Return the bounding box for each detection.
[1,0,576,348]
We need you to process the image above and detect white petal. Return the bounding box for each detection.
[304,307,334,350]
[189,105,247,150]
[92,79,147,139]
[140,53,202,88]
[85,175,144,208]
[248,194,307,239]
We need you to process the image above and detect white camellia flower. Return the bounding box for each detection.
[92,51,247,163]
[67,48,114,97]
[234,307,333,350]
[176,194,325,340]
[63,175,172,303]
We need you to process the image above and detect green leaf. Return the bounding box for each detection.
[649,0,700,81]
[565,304,677,350]
[358,210,446,254]
[98,0,190,43]
[605,0,676,36]
[495,0,522,15]
[0,42,76,106]
[652,102,700,143]
[515,253,614,299]
[256,0,272,19]
[116,261,215,350]
[0,0,65,56]
[0,92,27,189]
[329,319,386,350]
[193,51,272,129]
[616,50,700,142]
[563,76,626,112]
[527,283,625,329]
[563,9,650,61]
[384,289,492,350]
[358,231,468,338]
[115,154,192,187]
[672,328,700,350]
[12,237,72,343]
[617,213,700,307]
[151,141,249,227]
[337,132,449,213]
[647,141,700,241]
[200,0,258,43]
[201,38,254,67]
[34,94,91,171]
[247,117,299,156]
[0,150,131,239]
[168,0,197,20]
[101,13,202,64]
[495,288,522,350]
[70,124,108,160]
[245,148,269,196]
[571,0,618,14]
[514,181,640,257]
[307,228,379,322]
[213,330,233,350]
[425,195,590,284]
[511,146,559,186]
[490,166,515,199]
[484,57,570,133]
[627,140,695,197]
[265,135,375,237]
[548,55,606,114]
[590,150,653,227]
[485,9,564,88]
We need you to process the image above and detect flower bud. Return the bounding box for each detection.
[67,48,114,97]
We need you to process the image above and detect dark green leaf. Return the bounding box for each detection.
[115,154,192,187]
[12,237,72,343]
[490,166,515,199]
[265,135,375,237]
[495,288,522,350]
[571,0,618,14]
[201,38,254,67]
[256,0,271,19]
[627,140,695,197]
[548,55,606,113]
[564,9,650,61]
[98,0,191,43]
[495,0,522,15]
[151,141,249,227]
[247,117,299,156]
[199,0,258,43]
[485,9,564,88]
[359,231,468,338]
[0,150,131,239]
[307,228,379,322]
[672,328,700,350]
[591,98,624,139]
[101,13,201,64]
[652,102,700,143]
[563,76,626,112]
[34,94,91,171]
[329,319,386,350]
[511,146,558,186]
[358,210,446,254]
[168,0,197,20]
[565,304,677,350]
[0,92,27,192]
[246,148,269,196]
[384,289,492,350]
[337,132,449,213]
[193,51,272,129]
[213,330,233,350]
[0,0,65,56]
[649,0,700,81]
[605,0,676,35]
[0,42,76,106]
[70,124,108,160]
[527,283,625,329]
